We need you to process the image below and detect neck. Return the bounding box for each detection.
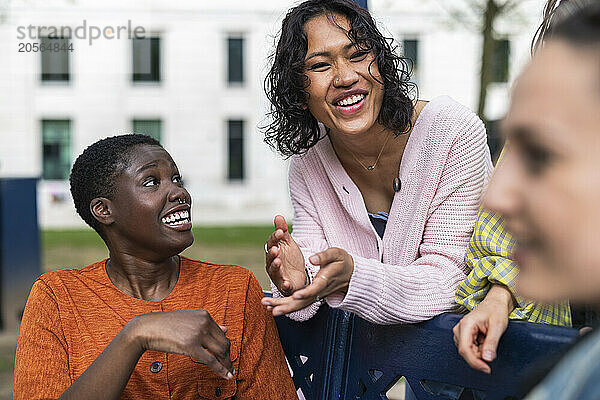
[328,122,390,159]
[329,124,404,175]
[105,251,180,301]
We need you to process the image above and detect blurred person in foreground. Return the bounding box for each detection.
[482,2,600,398]
[13,134,296,400]
[453,0,598,375]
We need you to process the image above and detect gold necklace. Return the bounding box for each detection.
[345,133,391,171]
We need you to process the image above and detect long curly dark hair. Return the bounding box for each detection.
[263,0,416,157]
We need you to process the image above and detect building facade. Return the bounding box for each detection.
[0,0,545,228]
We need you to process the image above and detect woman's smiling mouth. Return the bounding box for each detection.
[161,209,192,231]
[333,92,367,116]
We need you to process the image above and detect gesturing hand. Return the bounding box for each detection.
[130,309,234,379]
[265,215,306,296]
[452,284,515,374]
[262,247,354,316]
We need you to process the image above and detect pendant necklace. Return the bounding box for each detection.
[345,133,391,171]
[338,132,401,193]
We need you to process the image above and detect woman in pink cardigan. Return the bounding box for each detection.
[261,0,492,324]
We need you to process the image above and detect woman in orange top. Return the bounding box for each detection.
[14,134,297,400]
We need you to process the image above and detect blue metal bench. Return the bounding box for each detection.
[273,306,578,400]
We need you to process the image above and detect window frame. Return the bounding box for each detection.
[40,36,71,83]
[131,118,163,143]
[131,36,161,84]
[226,119,245,182]
[491,38,510,84]
[41,119,72,181]
[226,35,245,86]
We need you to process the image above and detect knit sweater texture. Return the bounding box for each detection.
[272,95,493,324]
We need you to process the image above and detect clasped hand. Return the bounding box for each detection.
[262,215,354,316]
[452,284,515,374]
[127,309,234,379]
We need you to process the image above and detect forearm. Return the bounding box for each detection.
[59,320,144,400]
[326,252,467,324]
[483,284,516,315]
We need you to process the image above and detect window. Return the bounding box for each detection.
[227,120,245,181]
[41,37,70,82]
[227,37,244,84]
[491,39,510,83]
[132,37,160,82]
[42,120,71,180]
[132,119,162,142]
[402,39,419,78]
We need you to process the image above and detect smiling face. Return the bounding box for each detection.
[484,40,600,304]
[303,13,384,137]
[103,144,194,260]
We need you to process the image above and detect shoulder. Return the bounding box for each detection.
[419,95,484,141]
[24,262,105,323]
[530,330,600,399]
[35,260,107,295]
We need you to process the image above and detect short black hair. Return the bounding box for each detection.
[69,134,162,235]
[263,0,416,157]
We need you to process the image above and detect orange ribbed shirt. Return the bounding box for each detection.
[14,256,297,400]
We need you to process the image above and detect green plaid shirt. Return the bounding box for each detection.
[456,209,571,326]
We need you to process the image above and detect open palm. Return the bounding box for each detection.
[265,215,306,296]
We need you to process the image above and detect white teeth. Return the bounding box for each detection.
[337,94,365,106]
[168,218,190,226]
[162,210,191,225]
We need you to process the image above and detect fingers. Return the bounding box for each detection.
[273,215,289,233]
[580,326,593,336]
[191,347,235,380]
[454,319,491,374]
[266,256,294,295]
[261,269,332,316]
[481,317,507,363]
[262,295,316,317]
[265,234,286,290]
[265,231,281,264]
[292,273,329,300]
[309,248,345,266]
[200,319,235,378]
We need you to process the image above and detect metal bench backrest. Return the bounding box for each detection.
[274,306,577,400]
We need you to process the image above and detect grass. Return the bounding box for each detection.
[43,225,279,248]
[42,225,286,289]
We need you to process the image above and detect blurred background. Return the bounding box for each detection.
[0,0,547,397]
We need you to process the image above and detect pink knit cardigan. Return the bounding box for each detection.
[271,96,493,324]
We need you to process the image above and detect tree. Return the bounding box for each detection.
[476,0,519,123]
[437,0,521,124]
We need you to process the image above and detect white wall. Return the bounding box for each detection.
[0,0,547,228]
